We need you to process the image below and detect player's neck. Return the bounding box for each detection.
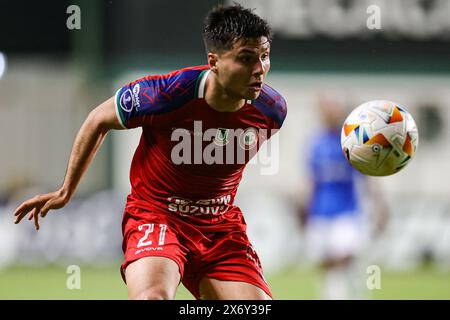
[204,72,246,112]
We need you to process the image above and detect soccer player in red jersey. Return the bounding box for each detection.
[13,4,287,300]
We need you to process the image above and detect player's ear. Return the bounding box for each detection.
[208,52,219,73]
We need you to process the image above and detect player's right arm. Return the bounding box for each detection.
[13,96,124,230]
[14,68,199,230]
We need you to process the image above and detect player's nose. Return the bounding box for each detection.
[253,58,265,77]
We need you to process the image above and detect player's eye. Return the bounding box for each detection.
[238,56,252,63]
[261,53,270,60]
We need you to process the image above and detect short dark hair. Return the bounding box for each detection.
[202,4,272,53]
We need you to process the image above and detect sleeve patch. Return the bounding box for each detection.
[114,88,128,129]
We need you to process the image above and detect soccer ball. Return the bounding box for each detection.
[341,100,418,176]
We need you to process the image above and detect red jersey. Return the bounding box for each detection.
[114,65,287,224]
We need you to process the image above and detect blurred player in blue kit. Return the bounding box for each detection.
[299,96,388,299]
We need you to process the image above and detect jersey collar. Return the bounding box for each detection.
[197,69,210,99]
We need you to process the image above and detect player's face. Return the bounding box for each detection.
[214,37,271,101]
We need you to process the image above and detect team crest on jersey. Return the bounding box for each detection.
[119,83,140,112]
[214,128,230,146]
[239,127,258,150]
[119,89,134,112]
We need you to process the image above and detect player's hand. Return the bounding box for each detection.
[13,189,70,230]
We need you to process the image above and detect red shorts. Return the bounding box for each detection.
[120,206,271,299]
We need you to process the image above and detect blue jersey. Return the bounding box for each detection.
[307,129,361,218]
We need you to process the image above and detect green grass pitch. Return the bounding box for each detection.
[0,264,449,299]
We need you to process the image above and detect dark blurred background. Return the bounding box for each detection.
[2,0,449,72]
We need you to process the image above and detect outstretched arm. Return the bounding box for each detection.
[13,96,124,230]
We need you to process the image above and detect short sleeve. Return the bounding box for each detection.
[114,75,168,129]
[252,84,288,130]
[114,67,203,129]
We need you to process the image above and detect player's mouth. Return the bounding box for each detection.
[248,82,263,91]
